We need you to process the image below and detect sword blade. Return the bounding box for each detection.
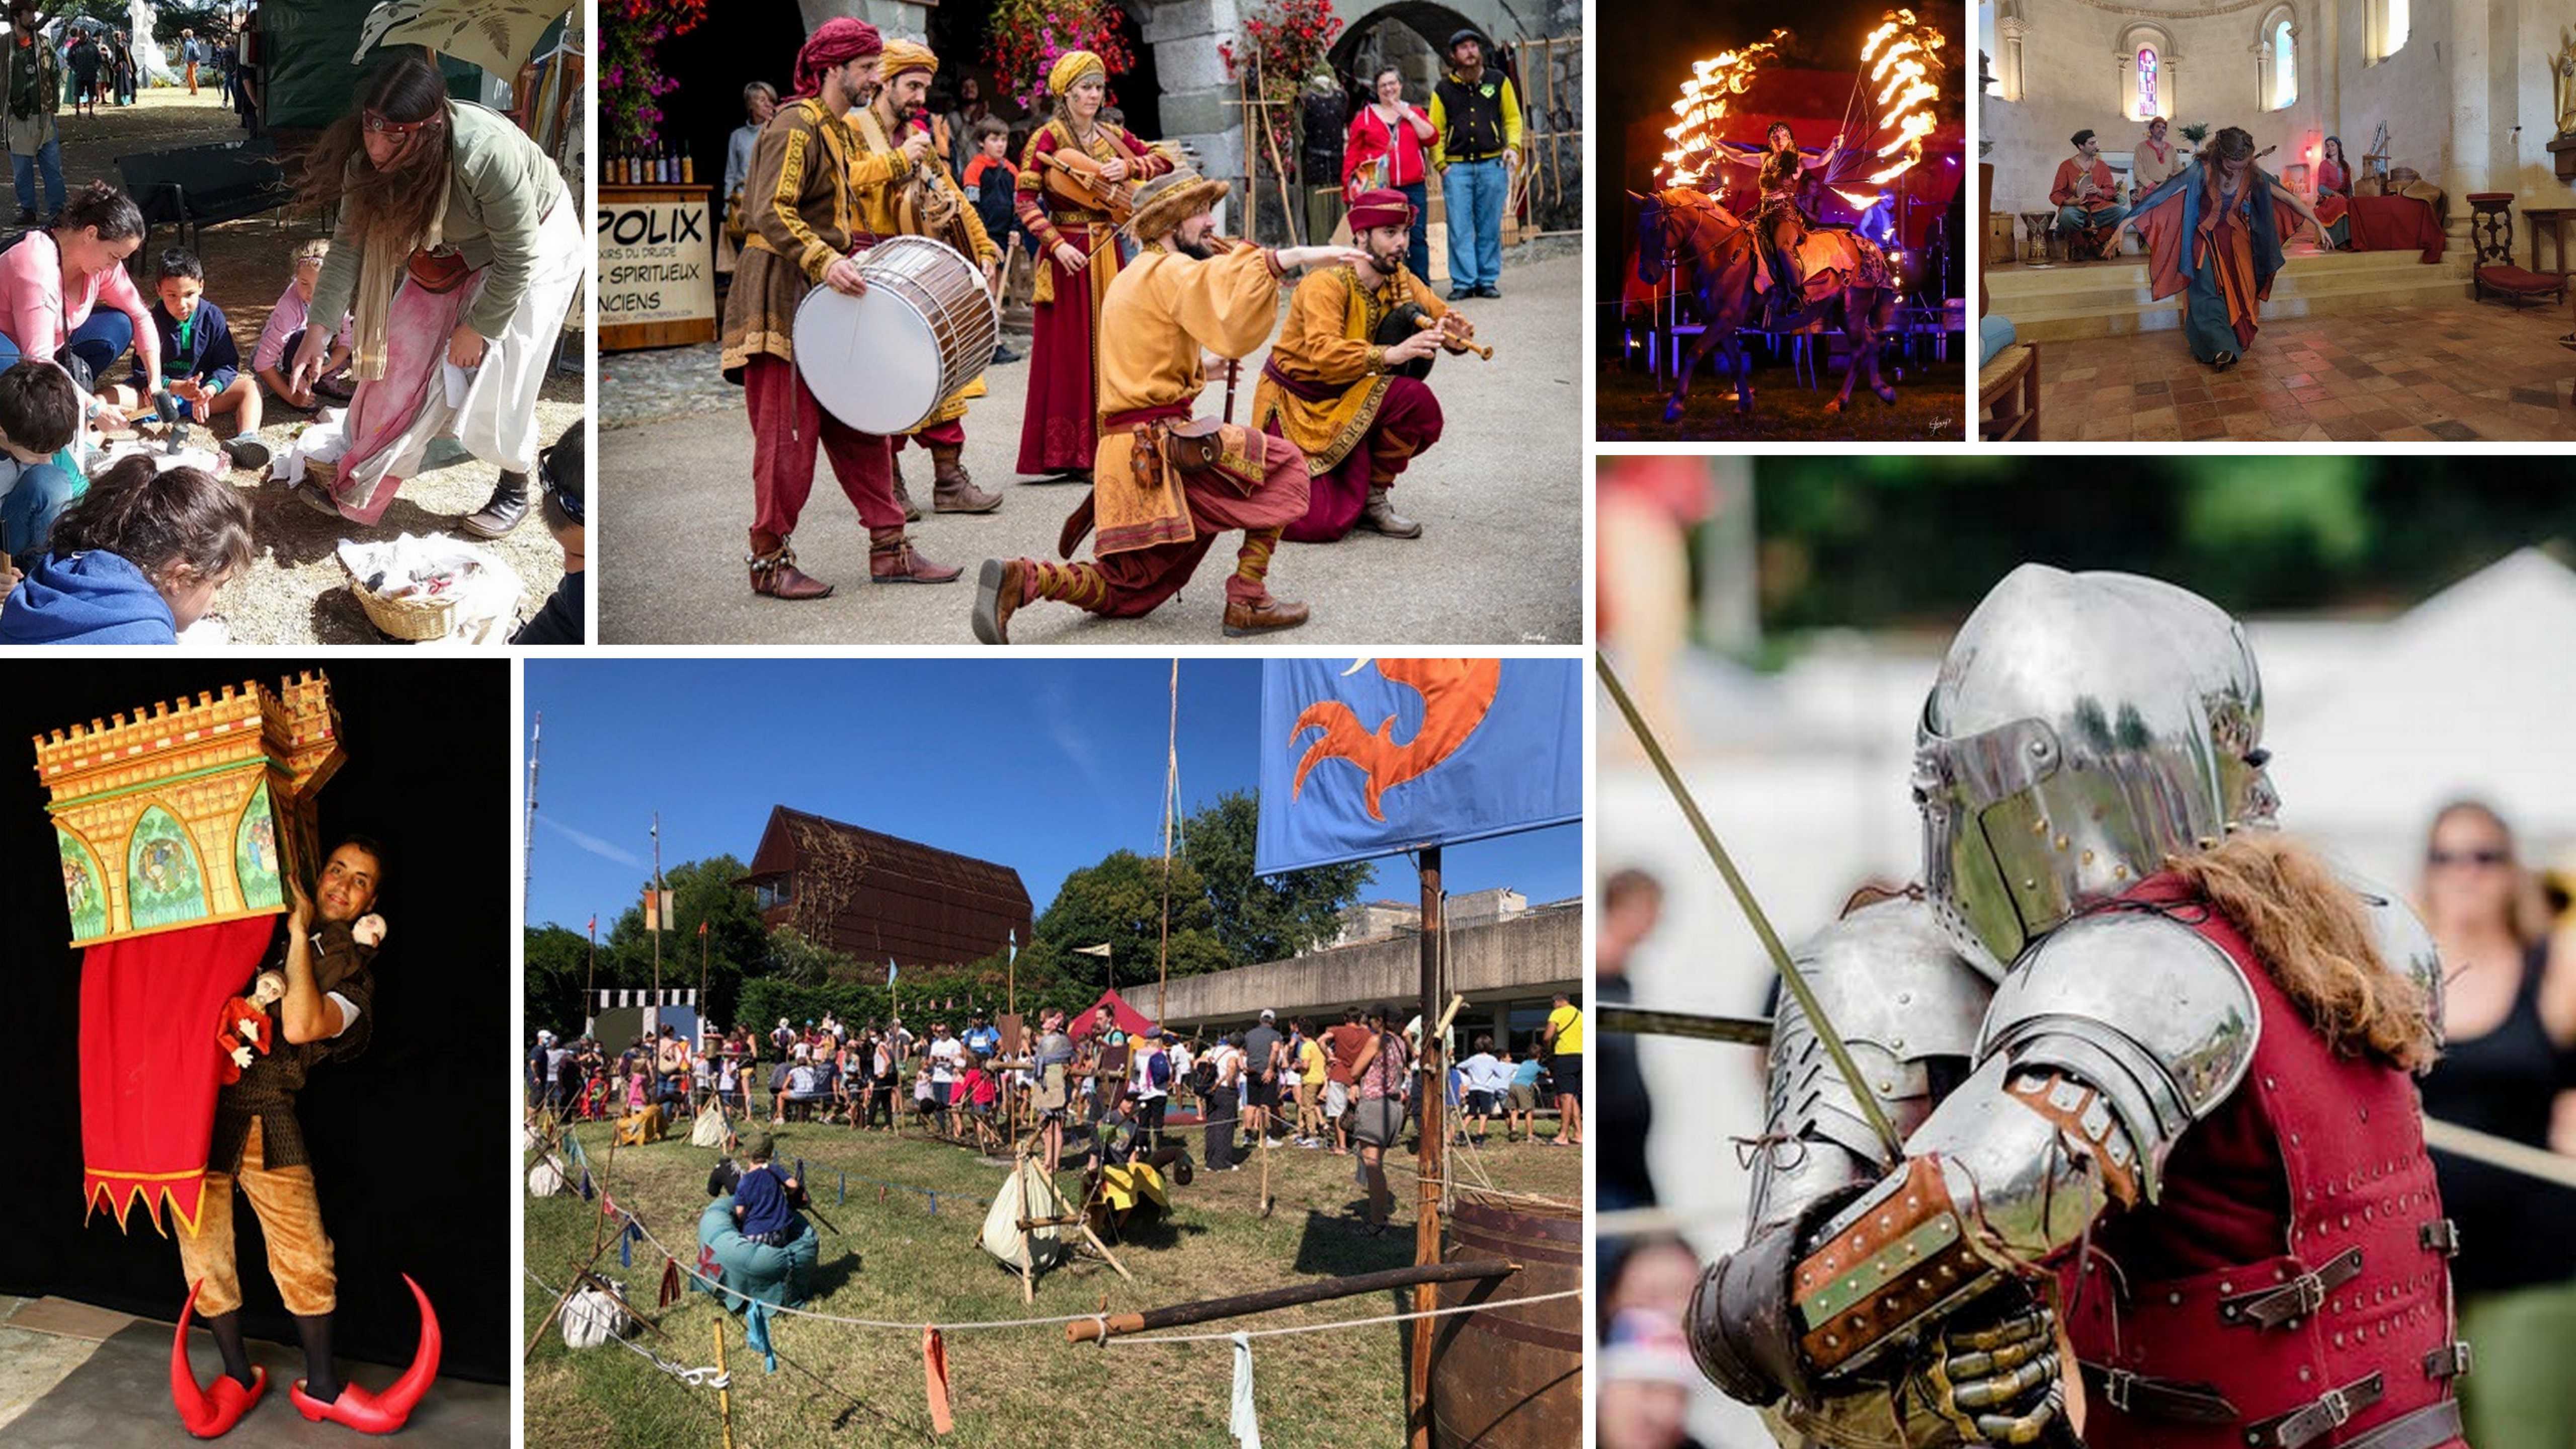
[1595,653,1906,1160]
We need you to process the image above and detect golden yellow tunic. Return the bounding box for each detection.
[1090,242,1286,554]
[1250,264,1446,472]
[848,104,999,431]
[718,97,906,378]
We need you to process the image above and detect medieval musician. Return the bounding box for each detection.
[970,169,1366,643]
[1251,187,1476,544]
[1687,565,2469,1449]
[858,39,1005,522]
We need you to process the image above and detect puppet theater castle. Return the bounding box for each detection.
[1978,0,2576,442]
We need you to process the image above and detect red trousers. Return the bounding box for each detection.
[893,418,966,456]
[745,354,902,553]
[1025,435,1311,617]
[1281,375,1443,543]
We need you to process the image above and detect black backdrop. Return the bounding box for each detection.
[0,660,511,1386]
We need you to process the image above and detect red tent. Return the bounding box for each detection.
[1068,989,1158,1039]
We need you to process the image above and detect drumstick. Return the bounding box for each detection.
[1413,313,1493,360]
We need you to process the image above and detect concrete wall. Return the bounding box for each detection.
[1150,904,1583,1028]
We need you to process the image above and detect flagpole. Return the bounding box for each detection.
[584,915,596,1037]
[1408,844,1445,1449]
[650,813,663,1005]
[1158,660,1176,1027]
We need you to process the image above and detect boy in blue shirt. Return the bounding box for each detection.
[729,1128,807,1246]
[113,249,269,472]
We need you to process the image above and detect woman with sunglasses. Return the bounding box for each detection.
[2416,800,2576,1449]
[285,51,579,540]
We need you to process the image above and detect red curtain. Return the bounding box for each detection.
[79,917,275,1236]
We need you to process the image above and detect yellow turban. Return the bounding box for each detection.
[881,39,937,78]
[1049,50,1106,96]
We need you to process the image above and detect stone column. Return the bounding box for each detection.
[1995,17,2028,103]
[1145,0,1249,195]
[796,0,932,41]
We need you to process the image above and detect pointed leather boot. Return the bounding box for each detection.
[1222,595,1310,637]
[869,534,962,584]
[971,557,1025,643]
[930,444,1001,513]
[749,544,833,600]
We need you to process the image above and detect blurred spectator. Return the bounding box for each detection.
[1598,1236,1713,1449]
[2416,799,2576,1449]
[1598,868,1662,1209]
[1542,990,1583,1148]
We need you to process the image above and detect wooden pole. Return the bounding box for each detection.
[1157,661,1176,1027]
[1065,1258,1514,1343]
[712,1316,737,1449]
[1408,846,1444,1449]
[583,918,596,1038]
[650,813,663,1003]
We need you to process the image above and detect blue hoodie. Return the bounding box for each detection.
[0,550,178,643]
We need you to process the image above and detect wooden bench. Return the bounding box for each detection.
[1980,342,2040,440]
[114,137,296,257]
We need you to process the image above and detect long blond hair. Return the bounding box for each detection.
[2168,832,2438,1072]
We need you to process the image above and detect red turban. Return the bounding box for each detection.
[792,18,884,99]
[1347,188,1414,233]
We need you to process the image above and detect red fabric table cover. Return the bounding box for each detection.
[2348,193,2445,263]
[79,917,275,1236]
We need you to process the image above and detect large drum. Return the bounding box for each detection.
[791,235,999,435]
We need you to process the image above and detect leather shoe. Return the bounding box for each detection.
[1359,488,1421,538]
[460,470,529,538]
[971,557,1023,643]
[1473,284,1501,298]
[1222,595,1310,636]
[930,446,1001,513]
[869,537,962,584]
[892,459,922,522]
[750,546,833,599]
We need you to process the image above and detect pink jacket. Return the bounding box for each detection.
[0,230,155,373]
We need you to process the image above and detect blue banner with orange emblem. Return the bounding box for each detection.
[1254,660,1582,876]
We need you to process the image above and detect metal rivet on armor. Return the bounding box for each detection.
[1879,1081,1895,1093]
[1897,992,1912,1005]
[2364,1207,2375,1223]
[2290,1133,2301,1147]
[2341,1217,2351,1230]
[2263,1075,2277,1091]
[2054,834,2070,851]
[1881,1215,1894,1229]
[2359,1106,2369,1122]
[2220,1281,2234,1294]
[2334,1332,2346,1347]
[1826,1334,1840,1347]
[2275,1267,2288,1282]
[2032,815,2048,833]
[2080,849,2096,866]
[2169,1292,2184,1306]
[2114,864,2130,880]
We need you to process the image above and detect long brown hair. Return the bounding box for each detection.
[49,455,254,584]
[2418,799,2552,948]
[2169,832,2438,1071]
[299,51,454,251]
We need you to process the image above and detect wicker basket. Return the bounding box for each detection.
[341,564,457,642]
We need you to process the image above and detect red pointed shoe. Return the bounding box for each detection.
[173,1279,269,1437]
[288,1273,441,1434]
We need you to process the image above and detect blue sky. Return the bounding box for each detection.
[523,660,1582,933]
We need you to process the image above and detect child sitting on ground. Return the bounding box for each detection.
[253,238,353,411]
[0,454,252,642]
[0,359,84,560]
[111,249,270,471]
[510,417,584,644]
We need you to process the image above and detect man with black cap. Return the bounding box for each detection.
[2050,128,2128,258]
[1428,28,1522,300]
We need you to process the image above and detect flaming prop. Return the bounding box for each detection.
[1657,30,1789,188]
[1836,8,1948,206]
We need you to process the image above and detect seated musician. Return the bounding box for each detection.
[1252,188,1466,543]
[2052,129,2128,257]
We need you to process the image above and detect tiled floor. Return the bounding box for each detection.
[2026,300,2576,441]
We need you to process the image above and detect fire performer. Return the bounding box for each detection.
[1685,565,2466,1449]
[722,18,956,600]
[1252,188,1473,543]
[2120,125,2328,371]
[858,39,1004,522]
[1735,121,1842,330]
[1013,50,1174,484]
[970,170,1365,642]
[173,838,443,1437]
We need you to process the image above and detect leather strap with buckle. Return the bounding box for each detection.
[2219,1247,2365,1329]
[2080,1362,2240,1424]
[2418,1219,2459,1257]
[2242,1372,2384,1449]
[2422,1341,2471,1382]
[2336,1399,2463,1449]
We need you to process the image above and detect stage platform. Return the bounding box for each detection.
[1986,237,2474,343]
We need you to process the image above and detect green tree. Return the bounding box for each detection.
[766,927,852,987]
[1180,789,1375,963]
[1024,849,1234,999]
[556,854,772,1028]
[522,924,591,1040]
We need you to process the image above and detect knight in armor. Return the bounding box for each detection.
[1743,121,1842,330]
[1688,565,2470,1449]
[1250,188,1474,544]
[720,20,956,599]
[853,40,1004,522]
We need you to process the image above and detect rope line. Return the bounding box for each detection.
[620,1210,1101,1332]
[1104,1287,1587,1345]
[525,1267,732,1391]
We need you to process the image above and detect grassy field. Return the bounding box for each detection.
[523,1106,1581,1448]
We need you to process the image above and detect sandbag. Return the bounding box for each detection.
[980,1159,1072,1274]
[528,1158,565,1197]
[691,1103,732,1149]
[694,1193,818,1312]
[562,1281,633,1349]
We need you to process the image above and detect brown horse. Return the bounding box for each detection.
[1631,186,1899,424]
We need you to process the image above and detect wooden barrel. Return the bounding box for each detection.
[1430,1194,1583,1449]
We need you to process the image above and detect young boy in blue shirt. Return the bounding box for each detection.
[112,249,269,472]
[729,1129,807,1247]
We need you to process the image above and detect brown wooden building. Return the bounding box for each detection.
[738,806,1033,970]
